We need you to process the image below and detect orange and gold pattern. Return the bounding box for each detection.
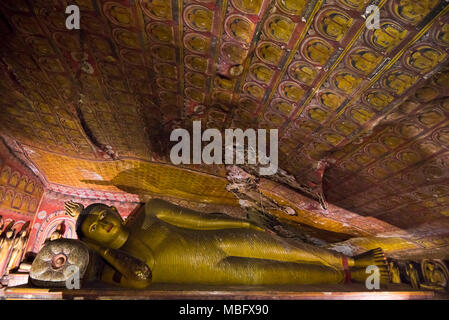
[26,149,237,206]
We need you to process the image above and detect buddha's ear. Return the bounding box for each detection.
[108,206,123,222]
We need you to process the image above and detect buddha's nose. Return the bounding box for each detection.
[101,221,114,233]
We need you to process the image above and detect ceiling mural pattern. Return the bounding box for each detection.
[21,148,237,205]
[1,0,449,255]
[0,141,44,218]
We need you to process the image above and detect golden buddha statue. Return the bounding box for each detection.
[389,260,401,284]
[64,199,389,289]
[405,262,420,289]
[6,222,29,272]
[420,260,448,292]
[0,224,16,277]
[44,221,66,243]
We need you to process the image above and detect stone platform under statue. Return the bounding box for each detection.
[0,282,445,300]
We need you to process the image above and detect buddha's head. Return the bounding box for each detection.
[76,203,128,249]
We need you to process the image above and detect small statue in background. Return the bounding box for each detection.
[0,216,4,249]
[0,223,16,277]
[45,221,66,243]
[420,260,448,292]
[0,221,13,249]
[405,262,420,289]
[6,222,30,273]
[389,260,401,284]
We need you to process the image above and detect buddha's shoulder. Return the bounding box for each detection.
[125,208,158,230]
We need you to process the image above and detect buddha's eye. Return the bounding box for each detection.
[90,224,97,232]
[99,212,106,220]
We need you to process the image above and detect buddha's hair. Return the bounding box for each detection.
[75,203,121,239]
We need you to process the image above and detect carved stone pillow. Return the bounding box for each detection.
[30,239,100,287]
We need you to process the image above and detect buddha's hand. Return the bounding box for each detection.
[64,201,84,218]
[132,262,152,281]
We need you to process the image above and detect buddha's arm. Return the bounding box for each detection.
[85,241,152,289]
[100,262,152,289]
[146,199,264,231]
[100,264,146,289]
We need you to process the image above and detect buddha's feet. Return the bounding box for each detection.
[350,266,390,284]
[350,248,390,283]
[353,248,387,268]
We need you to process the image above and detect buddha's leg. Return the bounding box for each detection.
[215,256,344,285]
[216,229,348,268]
[217,231,390,283]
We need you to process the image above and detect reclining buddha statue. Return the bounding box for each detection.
[57,199,389,289]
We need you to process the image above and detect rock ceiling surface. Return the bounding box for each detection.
[1,0,449,255]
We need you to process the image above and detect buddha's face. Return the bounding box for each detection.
[80,206,125,247]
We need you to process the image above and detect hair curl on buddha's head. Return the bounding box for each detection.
[75,203,121,240]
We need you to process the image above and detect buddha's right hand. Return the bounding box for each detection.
[106,249,152,288]
[95,245,152,288]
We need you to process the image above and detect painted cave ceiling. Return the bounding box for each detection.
[1,0,449,257]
